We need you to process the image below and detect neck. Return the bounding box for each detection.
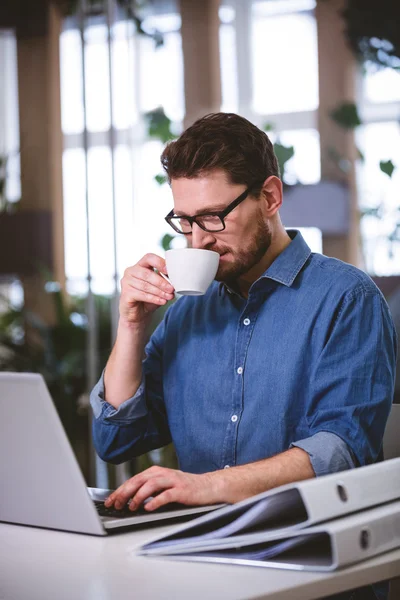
[237,226,292,298]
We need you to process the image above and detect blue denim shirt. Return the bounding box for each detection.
[90,230,397,476]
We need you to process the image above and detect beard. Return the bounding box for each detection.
[211,217,272,285]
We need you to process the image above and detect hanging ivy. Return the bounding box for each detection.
[342,0,400,69]
[63,0,164,47]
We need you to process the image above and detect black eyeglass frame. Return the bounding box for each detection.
[165,182,261,235]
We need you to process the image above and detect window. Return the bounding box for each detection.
[219,0,320,186]
[219,5,238,113]
[60,8,184,297]
[0,29,21,310]
[289,227,322,253]
[365,62,400,105]
[251,0,318,115]
[269,128,321,185]
[357,59,400,275]
[357,121,400,275]
[0,29,20,205]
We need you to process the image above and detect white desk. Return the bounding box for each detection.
[1,522,399,600]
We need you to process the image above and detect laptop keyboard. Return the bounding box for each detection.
[93,499,191,519]
[94,500,140,518]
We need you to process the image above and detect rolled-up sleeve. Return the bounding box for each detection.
[291,431,356,476]
[89,313,172,464]
[305,287,397,467]
[90,371,146,422]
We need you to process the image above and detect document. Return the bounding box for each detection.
[155,500,400,572]
[140,458,400,568]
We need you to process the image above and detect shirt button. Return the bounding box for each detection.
[237,367,243,375]
[224,465,230,469]
[243,318,250,326]
[231,414,238,422]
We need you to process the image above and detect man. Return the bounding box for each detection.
[90,112,396,515]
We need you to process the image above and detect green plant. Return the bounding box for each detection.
[263,123,295,186]
[0,284,108,478]
[0,286,113,419]
[327,100,398,265]
[339,0,400,268]
[64,0,164,47]
[342,0,400,69]
[145,107,178,144]
[330,102,362,130]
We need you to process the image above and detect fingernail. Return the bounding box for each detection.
[115,501,121,509]
[104,497,111,506]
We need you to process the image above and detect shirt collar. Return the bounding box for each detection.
[218,229,312,296]
[260,229,312,287]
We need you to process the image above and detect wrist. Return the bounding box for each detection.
[204,469,234,504]
[117,318,148,336]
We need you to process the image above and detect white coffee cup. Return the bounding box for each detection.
[163,248,220,296]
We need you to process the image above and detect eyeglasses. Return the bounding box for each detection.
[165,183,260,235]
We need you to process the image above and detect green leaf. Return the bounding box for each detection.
[330,102,362,130]
[161,233,175,251]
[360,206,381,218]
[273,142,294,179]
[379,160,396,178]
[263,122,274,132]
[144,108,177,144]
[155,174,168,186]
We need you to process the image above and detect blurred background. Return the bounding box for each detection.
[0,0,399,488]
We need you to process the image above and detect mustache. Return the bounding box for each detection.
[204,244,231,256]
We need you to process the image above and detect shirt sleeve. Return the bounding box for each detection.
[89,310,173,464]
[305,286,397,467]
[290,431,357,476]
[90,370,146,421]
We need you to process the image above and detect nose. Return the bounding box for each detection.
[190,222,216,249]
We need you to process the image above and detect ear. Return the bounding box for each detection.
[259,176,283,217]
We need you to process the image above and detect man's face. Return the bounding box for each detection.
[170,170,272,284]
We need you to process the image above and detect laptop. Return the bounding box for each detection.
[0,372,225,536]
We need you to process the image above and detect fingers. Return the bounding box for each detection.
[119,262,174,316]
[144,489,179,511]
[128,477,172,511]
[104,468,214,513]
[105,467,174,509]
[106,475,144,509]
[121,260,174,304]
[123,287,172,307]
[126,265,174,298]
[137,253,167,273]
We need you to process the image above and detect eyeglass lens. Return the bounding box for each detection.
[171,215,224,233]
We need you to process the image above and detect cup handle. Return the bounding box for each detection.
[158,270,172,285]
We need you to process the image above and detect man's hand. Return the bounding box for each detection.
[104,466,221,512]
[104,448,315,512]
[103,254,175,408]
[119,253,175,328]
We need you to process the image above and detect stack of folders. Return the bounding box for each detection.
[139,457,400,571]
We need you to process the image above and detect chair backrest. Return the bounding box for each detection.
[383,403,400,460]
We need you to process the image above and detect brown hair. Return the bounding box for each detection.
[160,113,280,194]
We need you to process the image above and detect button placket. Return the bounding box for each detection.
[223,306,257,470]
